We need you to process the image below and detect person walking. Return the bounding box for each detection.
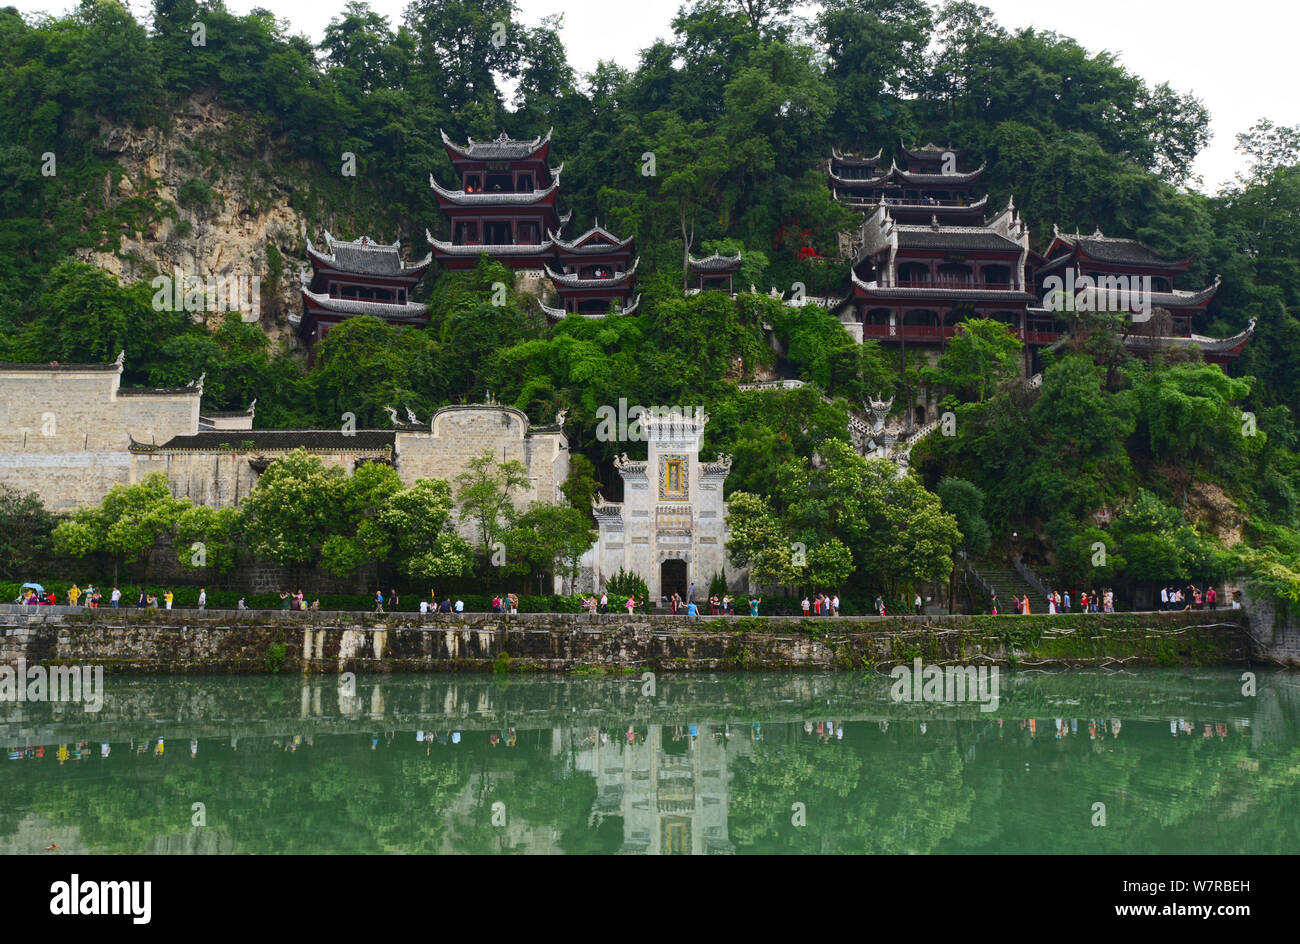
[1207,586,1218,610]
[197,588,206,611]
[801,596,811,616]
[110,586,120,608]
[914,593,922,615]
[599,591,608,614]
[164,589,173,610]
[749,596,761,616]
[375,590,384,613]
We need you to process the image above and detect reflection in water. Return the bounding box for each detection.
[1,670,1296,854]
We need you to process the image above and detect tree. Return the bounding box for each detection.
[927,318,1023,403]
[454,452,530,561]
[238,450,347,575]
[0,486,57,580]
[725,490,798,589]
[503,504,595,594]
[175,504,243,576]
[378,478,474,581]
[51,472,186,582]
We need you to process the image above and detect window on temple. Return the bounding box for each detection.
[983,264,1011,286]
[486,173,512,192]
[454,221,478,244]
[898,262,929,285]
[464,174,481,192]
[938,263,973,285]
[484,221,511,245]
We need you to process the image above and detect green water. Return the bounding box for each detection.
[1,669,1295,854]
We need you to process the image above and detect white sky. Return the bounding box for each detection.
[17,0,1290,193]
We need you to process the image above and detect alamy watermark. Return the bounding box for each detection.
[0,661,104,712]
[1041,267,1152,321]
[595,399,705,442]
[151,269,261,321]
[889,658,1000,712]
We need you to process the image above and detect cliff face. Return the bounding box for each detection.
[76,92,408,351]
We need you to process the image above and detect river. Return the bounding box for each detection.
[1,669,1295,853]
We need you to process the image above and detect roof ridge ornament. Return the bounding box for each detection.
[384,406,399,426]
[114,350,126,368]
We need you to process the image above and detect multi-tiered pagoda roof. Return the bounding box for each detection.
[294,232,432,346]
[541,222,640,320]
[829,142,988,224]
[428,129,566,270]
[1031,226,1244,361]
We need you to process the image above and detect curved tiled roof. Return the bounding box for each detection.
[891,161,986,185]
[688,252,742,272]
[540,294,641,321]
[545,257,639,288]
[307,232,431,276]
[429,166,562,205]
[1121,319,1256,355]
[549,222,634,253]
[831,147,884,166]
[828,168,893,188]
[440,128,553,161]
[133,430,396,453]
[850,270,1034,301]
[1051,229,1192,268]
[895,224,1021,252]
[426,234,556,257]
[301,289,428,320]
[900,141,964,161]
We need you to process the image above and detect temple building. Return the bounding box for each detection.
[295,232,432,346]
[838,199,1043,377]
[687,253,743,294]
[541,222,641,320]
[1034,227,1251,364]
[829,142,988,225]
[582,410,737,603]
[427,129,566,271]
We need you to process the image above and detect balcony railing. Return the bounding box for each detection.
[891,279,1016,291]
[860,324,1063,344]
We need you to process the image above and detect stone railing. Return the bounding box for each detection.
[1015,556,1052,599]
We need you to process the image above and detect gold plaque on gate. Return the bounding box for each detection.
[659,455,688,500]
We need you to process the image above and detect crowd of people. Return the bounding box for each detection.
[988,588,1117,615]
[1159,584,1237,610]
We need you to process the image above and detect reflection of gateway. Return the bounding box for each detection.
[572,724,747,854]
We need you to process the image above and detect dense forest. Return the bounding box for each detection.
[3,0,1300,604]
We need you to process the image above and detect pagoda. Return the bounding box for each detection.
[295,232,432,346]
[688,252,743,293]
[1034,227,1248,363]
[828,142,988,225]
[541,221,640,320]
[838,198,1046,371]
[428,128,566,270]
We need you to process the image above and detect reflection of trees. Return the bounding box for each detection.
[728,733,975,854]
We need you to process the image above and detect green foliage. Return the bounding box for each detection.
[52,472,187,581]
[604,567,648,602]
[0,485,58,580]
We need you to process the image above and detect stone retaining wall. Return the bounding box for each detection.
[0,607,1260,674]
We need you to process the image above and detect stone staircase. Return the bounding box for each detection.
[966,560,1051,613]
